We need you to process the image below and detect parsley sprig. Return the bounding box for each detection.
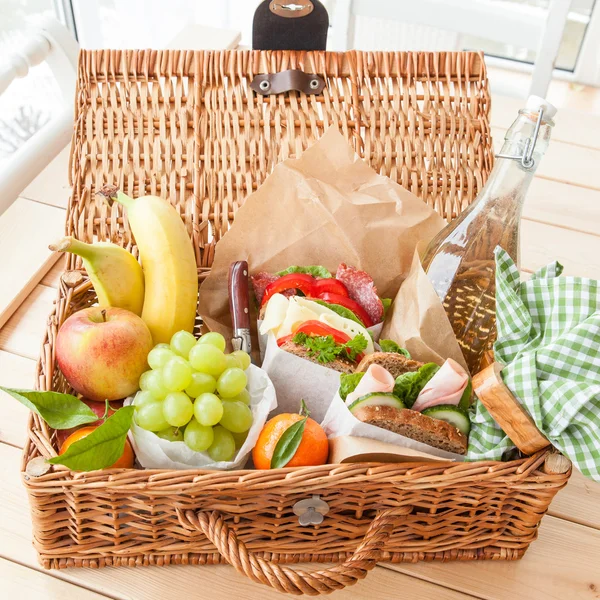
[292,332,367,364]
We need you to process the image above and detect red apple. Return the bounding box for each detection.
[56,307,153,402]
[55,399,123,448]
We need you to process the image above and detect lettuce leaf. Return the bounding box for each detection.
[339,372,365,401]
[276,266,332,279]
[312,300,362,325]
[458,378,473,411]
[379,340,411,357]
[393,363,440,408]
[382,298,392,318]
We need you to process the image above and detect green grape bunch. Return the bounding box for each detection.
[134,331,253,462]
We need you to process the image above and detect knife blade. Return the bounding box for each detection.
[228,261,253,357]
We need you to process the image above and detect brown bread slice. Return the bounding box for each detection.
[352,405,468,455]
[280,341,356,373]
[355,352,423,378]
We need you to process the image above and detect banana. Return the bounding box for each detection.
[50,237,145,316]
[99,186,198,344]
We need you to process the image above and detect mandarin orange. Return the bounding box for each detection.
[253,413,329,470]
[60,426,135,469]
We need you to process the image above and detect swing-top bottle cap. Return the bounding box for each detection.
[525,95,557,120]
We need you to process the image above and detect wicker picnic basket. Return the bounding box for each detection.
[22,49,572,596]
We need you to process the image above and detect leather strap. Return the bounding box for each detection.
[253,0,329,51]
[251,70,326,96]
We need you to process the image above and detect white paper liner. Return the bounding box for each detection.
[260,332,349,422]
[124,364,277,470]
[321,393,466,462]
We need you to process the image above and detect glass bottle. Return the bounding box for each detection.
[421,96,557,375]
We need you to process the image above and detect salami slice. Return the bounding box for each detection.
[251,272,297,305]
[251,272,280,305]
[335,264,384,324]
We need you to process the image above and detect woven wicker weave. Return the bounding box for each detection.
[22,49,570,595]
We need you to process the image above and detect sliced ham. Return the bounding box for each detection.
[412,358,469,412]
[346,364,395,405]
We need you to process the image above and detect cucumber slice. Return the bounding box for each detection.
[421,405,471,435]
[348,392,406,414]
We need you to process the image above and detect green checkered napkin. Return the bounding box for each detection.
[467,247,600,481]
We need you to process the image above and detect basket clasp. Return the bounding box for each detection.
[293,495,330,526]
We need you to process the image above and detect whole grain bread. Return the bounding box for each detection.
[280,341,356,373]
[355,352,423,378]
[352,405,468,455]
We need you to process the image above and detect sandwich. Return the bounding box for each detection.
[259,294,375,373]
[339,350,472,455]
[252,264,390,328]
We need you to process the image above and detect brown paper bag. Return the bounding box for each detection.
[329,436,449,464]
[381,248,469,371]
[199,129,445,349]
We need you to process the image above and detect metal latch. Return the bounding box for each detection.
[293,495,330,526]
[270,1,314,18]
[495,108,544,170]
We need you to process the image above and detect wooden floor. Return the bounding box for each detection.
[1,89,600,599]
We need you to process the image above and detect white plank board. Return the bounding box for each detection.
[19,146,70,209]
[0,351,36,448]
[0,199,64,329]
[0,557,110,600]
[0,284,56,361]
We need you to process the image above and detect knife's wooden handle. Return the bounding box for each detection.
[228,261,251,332]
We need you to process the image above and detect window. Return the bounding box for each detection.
[0,0,63,166]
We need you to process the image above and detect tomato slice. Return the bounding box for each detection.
[311,278,349,298]
[295,320,352,345]
[277,335,293,347]
[316,292,374,328]
[261,273,315,307]
[276,320,365,362]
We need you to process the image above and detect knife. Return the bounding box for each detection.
[228,261,252,357]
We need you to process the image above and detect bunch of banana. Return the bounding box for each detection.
[51,188,198,345]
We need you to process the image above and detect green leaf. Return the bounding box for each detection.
[276,265,332,279]
[345,333,368,360]
[312,300,362,325]
[292,332,366,364]
[382,298,392,318]
[339,372,365,401]
[458,378,473,412]
[270,417,307,469]
[393,363,440,408]
[48,406,135,471]
[1,387,98,430]
[379,340,411,357]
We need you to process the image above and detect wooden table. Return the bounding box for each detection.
[1,94,599,600]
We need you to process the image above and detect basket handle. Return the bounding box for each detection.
[473,362,550,455]
[179,506,411,595]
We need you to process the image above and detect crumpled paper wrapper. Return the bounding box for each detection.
[321,393,465,461]
[198,128,467,419]
[199,128,444,343]
[125,365,276,470]
[381,248,469,372]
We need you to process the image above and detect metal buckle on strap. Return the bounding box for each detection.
[495,108,544,170]
[270,0,314,18]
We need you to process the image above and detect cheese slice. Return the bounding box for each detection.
[259,294,375,354]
